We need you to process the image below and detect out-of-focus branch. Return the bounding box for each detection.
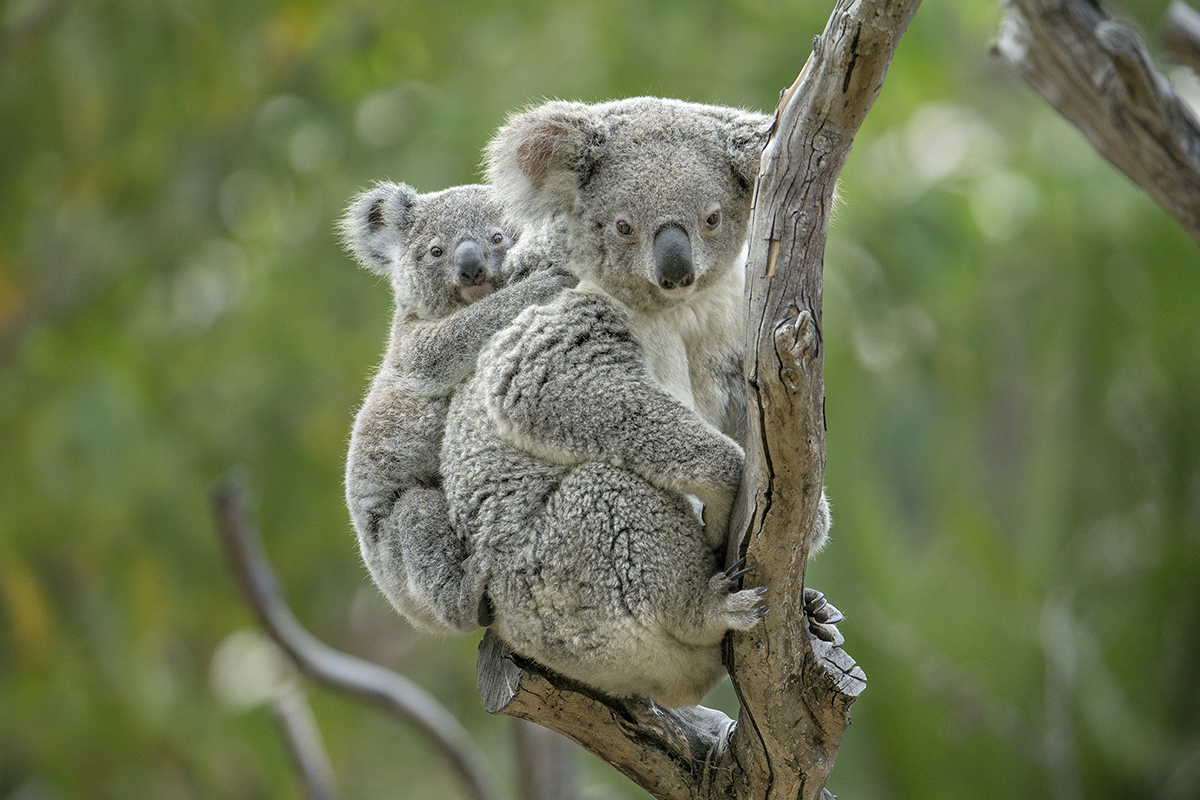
[995,0,1200,245]
[211,473,503,800]
[514,720,576,800]
[0,0,62,61]
[1163,1,1200,74]
[269,686,341,800]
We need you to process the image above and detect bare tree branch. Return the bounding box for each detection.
[211,473,504,800]
[269,685,342,800]
[1163,1,1200,74]
[475,1,918,797]
[995,0,1200,245]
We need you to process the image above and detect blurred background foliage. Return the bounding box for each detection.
[1,0,1197,797]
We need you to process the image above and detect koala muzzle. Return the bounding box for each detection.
[455,240,488,286]
[653,225,695,291]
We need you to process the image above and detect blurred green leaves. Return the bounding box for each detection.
[1,0,1198,798]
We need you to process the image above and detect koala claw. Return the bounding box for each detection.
[709,565,770,630]
[723,588,770,630]
[810,622,845,647]
[803,587,844,625]
[723,556,758,584]
[803,587,845,646]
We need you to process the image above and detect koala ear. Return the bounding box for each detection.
[721,111,773,191]
[485,101,600,227]
[340,181,419,275]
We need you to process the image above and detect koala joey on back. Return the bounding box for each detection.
[441,97,831,707]
[342,181,573,635]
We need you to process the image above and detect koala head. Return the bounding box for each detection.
[341,182,515,319]
[485,97,771,314]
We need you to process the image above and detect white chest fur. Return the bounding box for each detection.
[575,264,744,429]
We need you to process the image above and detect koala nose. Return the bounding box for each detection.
[653,225,694,291]
[455,240,488,286]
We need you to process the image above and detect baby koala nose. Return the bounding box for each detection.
[653,225,694,291]
[455,240,488,286]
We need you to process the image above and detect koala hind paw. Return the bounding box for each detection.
[803,586,845,647]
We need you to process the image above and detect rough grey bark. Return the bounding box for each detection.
[474,1,921,798]
[995,0,1200,244]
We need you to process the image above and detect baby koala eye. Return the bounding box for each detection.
[614,219,635,237]
[703,209,722,229]
[490,232,504,245]
[430,245,444,258]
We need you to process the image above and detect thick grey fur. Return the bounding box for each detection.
[342,181,573,634]
[441,97,830,707]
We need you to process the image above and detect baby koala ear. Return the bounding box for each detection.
[340,181,419,276]
[485,101,601,228]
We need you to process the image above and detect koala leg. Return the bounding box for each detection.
[488,463,763,708]
[359,487,485,634]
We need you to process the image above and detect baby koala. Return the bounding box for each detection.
[341,181,573,634]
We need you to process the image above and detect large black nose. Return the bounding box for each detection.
[653,225,694,290]
[455,240,487,286]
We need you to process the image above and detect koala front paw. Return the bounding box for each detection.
[709,560,769,631]
[803,586,845,647]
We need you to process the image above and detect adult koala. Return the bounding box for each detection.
[342,182,572,635]
[442,98,830,707]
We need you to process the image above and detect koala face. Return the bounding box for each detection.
[486,97,770,314]
[570,136,753,313]
[341,182,515,319]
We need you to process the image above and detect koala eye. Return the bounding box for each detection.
[430,245,444,258]
[490,232,504,245]
[614,219,635,238]
[703,209,722,229]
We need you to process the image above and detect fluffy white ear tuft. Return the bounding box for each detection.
[485,101,599,229]
[340,181,419,276]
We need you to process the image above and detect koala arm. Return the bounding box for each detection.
[391,269,573,396]
[483,292,744,536]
